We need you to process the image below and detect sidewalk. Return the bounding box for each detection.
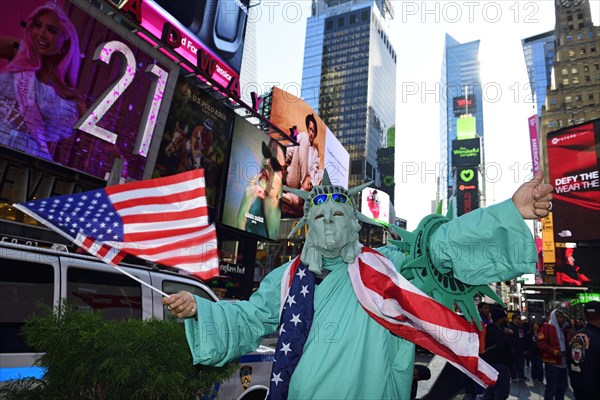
[415,353,574,400]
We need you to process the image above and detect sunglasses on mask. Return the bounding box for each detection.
[311,193,349,206]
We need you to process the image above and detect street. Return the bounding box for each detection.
[415,352,575,400]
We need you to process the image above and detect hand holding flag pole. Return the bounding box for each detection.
[14,170,220,297]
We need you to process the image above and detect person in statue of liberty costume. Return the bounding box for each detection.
[164,169,553,399]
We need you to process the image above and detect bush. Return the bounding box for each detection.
[0,301,237,400]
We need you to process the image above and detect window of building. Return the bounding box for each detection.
[573,76,580,84]
[580,47,586,55]
[350,13,356,24]
[362,10,369,21]
[584,65,590,72]
[575,95,581,102]
[571,67,578,74]
[548,120,557,128]
[326,20,333,30]
[567,35,573,42]
[562,68,568,75]
[562,78,570,85]
[338,17,344,27]
[569,49,576,57]
[589,93,595,100]
[565,96,572,103]
[549,97,557,105]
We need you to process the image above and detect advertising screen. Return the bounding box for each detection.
[453,95,476,117]
[451,138,481,168]
[552,245,600,287]
[547,119,600,242]
[221,115,285,240]
[360,187,390,226]
[456,116,477,140]
[0,0,172,181]
[269,87,349,218]
[152,74,234,208]
[454,167,479,216]
[115,0,249,95]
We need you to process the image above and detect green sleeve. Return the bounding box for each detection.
[184,264,287,366]
[429,199,537,285]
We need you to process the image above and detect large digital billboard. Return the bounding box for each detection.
[152,74,234,208]
[0,0,172,182]
[454,166,480,216]
[113,0,249,96]
[451,138,481,168]
[360,187,390,227]
[547,119,600,242]
[269,87,349,218]
[221,115,286,240]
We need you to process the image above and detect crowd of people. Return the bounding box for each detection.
[474,301,600,400]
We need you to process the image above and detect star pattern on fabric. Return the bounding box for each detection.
[267,262,316,400]
[24,190,123,241]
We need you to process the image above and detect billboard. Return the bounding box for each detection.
[221,115,285,240]
[269,87,349,218]
[360,187,390,227]
[528,115,540,174]
[451,138,481,167]
[453,95,476,117]
[454,167,479,216]
[547,119,600,242]
[152,74,234,208]
[553,245,594,287]
[114,0,249,96]
[456,116,476,140]
[0,0,173,182]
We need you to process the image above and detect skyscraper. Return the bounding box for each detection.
[522,31,556,117]
[540,0,600,175]
[301,0,396,188]
[439,35,484,206]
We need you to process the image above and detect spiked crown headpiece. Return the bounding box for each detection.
[284,170,379,238]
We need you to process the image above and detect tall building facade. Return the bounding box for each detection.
[301,0,396,188]
[439,35,484,205]
[522,31,556,117]
[540,0,600,176]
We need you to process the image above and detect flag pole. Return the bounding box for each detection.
[114,266,169,297]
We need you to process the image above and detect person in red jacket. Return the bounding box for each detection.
[538,309,574,400]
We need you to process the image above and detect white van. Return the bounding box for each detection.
[0,241,273,400]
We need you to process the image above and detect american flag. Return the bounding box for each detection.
[275,248,498,396]
[268,257,315,399]
[14,170,219,280]
[349,248,498,388]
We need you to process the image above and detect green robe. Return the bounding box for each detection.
[185,200,537,399]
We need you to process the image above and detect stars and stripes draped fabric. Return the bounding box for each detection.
[14,169,219,280]
[348,247,498,388]
[268,256,315,400]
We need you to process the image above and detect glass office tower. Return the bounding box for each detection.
[522,31,556,117]
[439,34,484,201]
[301,0,396,188]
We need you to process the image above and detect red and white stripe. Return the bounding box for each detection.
[80,170,218,280]
[349,247,497,387]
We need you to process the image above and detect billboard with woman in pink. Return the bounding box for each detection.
[1,0,172,181]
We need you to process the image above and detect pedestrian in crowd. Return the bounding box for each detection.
[568,301,600,399]
[508,312,527,381]
[479,302,491,326]
[521,316,531,369]
[164,170,553,399]
[526,321,544,383]
[481,307,513,400]
[538,309,573,400]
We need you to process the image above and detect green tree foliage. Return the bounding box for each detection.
[0,301,237,400]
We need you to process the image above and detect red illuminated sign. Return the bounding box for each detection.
[111,0,246,97]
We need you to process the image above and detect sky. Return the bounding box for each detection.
[251,0,600,230]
